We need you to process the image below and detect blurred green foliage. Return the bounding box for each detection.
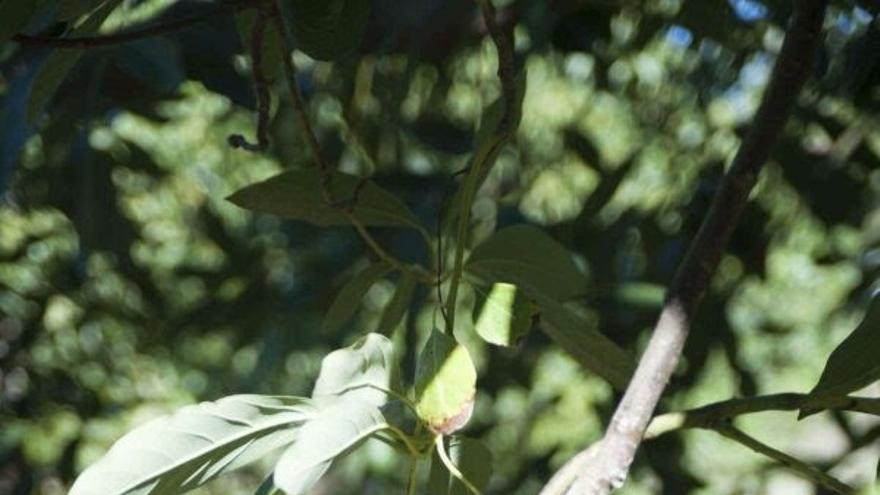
[1,0,880,494]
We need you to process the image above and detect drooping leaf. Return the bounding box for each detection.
[323,263,393,333]
[474,283,537,347]
[428,436,493,495]
[312,332,399,407]
[414,330,477,434]
[801,297,880,416]
[68,395,317,495]
[533,294,634,390]
[0,0,37,42]
[466,224,588,300]
[227,169,424,230]
[27,0,121,123]
[287,0,370,61]
[273,398,387,495]
[377,272,418,334]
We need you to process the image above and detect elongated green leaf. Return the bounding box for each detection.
[68,395,317,495]
[802,297,880,416]
[466,225,587,300]
[428,436,493,495]
[0,0,37,42]
[235,10,284,82]
[287,0,370,61]
[227,169,423,230]
[474,283,537,347]
[533,294,634,390]
[27,0,120,123]
[415,330,477,434]
[312,333,399,407]
[323,263,393,333]
[377,272,417,333]
[58,0,110,22]
[273,398,387,495]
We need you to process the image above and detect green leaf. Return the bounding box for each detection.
[312,333,399,407]
[533,294,634,390]
[27,0,120,123]
[235,10,284,82]
[287,0,370,61]
[474,283,537,347]
[428,436,493,495]
[323,263,393,333]
[253,475,280,495]
[68,395,317,495]
[803,297,880,412]
[273,398,387,495]
[0,0,37,42]
[227,169,424,230]
[613,282,665,309]
[466,224,588,300]
[414,330,477,434]
[57,0,110,22]
[377,272,417,334]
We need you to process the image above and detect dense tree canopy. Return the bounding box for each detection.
[1,0,880,494]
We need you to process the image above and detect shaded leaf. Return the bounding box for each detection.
[466,224,587,299]
[235,10,284,82]
[227,169,423,230]
[533,294,634,390]
[0,0,37,42]
[312,333,399,407]
[253,475,280,495]
[58,0,110,22]
[69,395,316,495]
[474,283,537,347]
[377,272,417,334]
[428,436,493,495]
[323,262,393,333]
[273,398,387,495]
[802,297,880,416]
[27,0,120,123]
[415,330,477,434]
[287,0,370,61]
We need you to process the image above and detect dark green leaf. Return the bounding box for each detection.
[802,297,880,415]
[415,330,477,434]
[377,272,417,334]
[533,294,634,390]
[27,0,120,123]
[68,395,316,495]
[323,263,393,333]
[227,169,424,230]
[287,0,370,61]
[312,333,399,407]
[253,475,280,495]
[466,224,588,300]
[274,398,387,495]
[474,283,536,347]
[235,10,284,82]
[0,0,37,42]
[428,436,493,495]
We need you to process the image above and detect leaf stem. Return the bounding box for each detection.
[405,457,420,495]
[435,435,483,495]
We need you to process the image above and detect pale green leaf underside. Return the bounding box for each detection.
[311,332,399,407]
[227,169,423,230]
[68,395,317,495]
[415,330,477,434]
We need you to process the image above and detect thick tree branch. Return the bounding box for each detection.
[554,1,828,493]
[10,1,248,49]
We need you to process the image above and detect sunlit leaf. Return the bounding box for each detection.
[415,330,477,434]
[27,0,121,123]
[802,296,880,416]
[428,436,493,495]
[287,0,370,61]
[273,398,387,495]
[312,332,399,407]
[227,169,423,230]
[68,395,317,495]
[323,263,393,333]
[377,272,417,334]
[474,283,537,347]
[466,224,588,299]
[533,294,634,390]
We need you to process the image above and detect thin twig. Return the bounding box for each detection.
[716,425,855,495]
[557,1,828,493]
[229,1,272,152]
[11,1,247,49]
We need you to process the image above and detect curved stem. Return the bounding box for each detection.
[435,435,482,495]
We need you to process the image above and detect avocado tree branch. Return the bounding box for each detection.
[550,1,829,493]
